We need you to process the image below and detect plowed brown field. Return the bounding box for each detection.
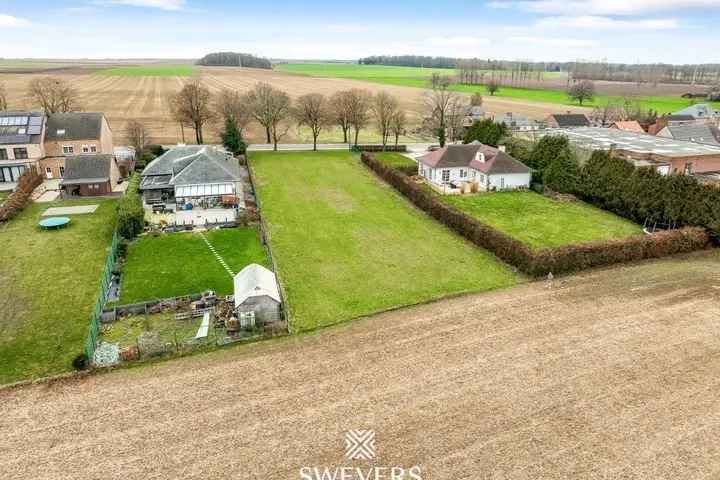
[0,67,589,145]
[1,251,719,479]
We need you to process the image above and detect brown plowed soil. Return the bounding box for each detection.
[2,251,719,479]
[0,67,590,145]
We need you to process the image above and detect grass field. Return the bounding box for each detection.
[0,199,117,384]
[251,150,520,331]
[118,228,268,305]
[443,191,643,249]
[98,64,195,77]
[279,63,720,114]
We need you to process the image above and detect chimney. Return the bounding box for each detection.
[498,145,506,152]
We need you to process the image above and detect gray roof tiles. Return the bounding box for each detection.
[60,155,114,184]
[45,113,105,141]
[141,146,240,189]
[663,124,720,146]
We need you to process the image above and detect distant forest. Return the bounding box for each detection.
[359,55,720,85]
[197,52,272,69]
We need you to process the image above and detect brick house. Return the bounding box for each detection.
[0,111,45,187]
[40,113,114,180]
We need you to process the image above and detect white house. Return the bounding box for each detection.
[417,143,531,194]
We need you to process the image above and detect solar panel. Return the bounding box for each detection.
[27,126,41,135]
[29,117,42,126]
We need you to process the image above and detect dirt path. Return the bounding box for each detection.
[1,251,719,479]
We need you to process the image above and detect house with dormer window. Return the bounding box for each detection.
[417,143,531,194]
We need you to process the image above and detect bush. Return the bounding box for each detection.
[463,118,507,146]
[361,152,710,277]
[72,353,89,370]
[527,135,572,182]
[117,173,144,240]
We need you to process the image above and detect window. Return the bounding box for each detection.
[13,148,28,160]
[442,170,450,182]
[0,149,6,160]
[63,146,74,154]
[90,145,97,153]
[56,129,66,137]
[684,162,694,175]
[59,166,65,177]
[459,169,467,178]
[82,145,89,153]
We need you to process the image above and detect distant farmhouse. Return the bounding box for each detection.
[545,113,591,129]
[495,112,541,132]
[417,143,531,194]
[656,123,720,147]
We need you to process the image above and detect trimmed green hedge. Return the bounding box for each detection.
[117,173,144,239]
[361,152,709,276]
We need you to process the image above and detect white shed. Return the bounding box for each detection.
[233,264,282,324]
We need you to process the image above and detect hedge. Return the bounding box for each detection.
[361,153,710,277]
[117,173,144,239]
[0,169,43,223]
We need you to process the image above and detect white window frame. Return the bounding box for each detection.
[81,145,90,153]
[62,145,74,155]
[90,145,97,153]
[441,170,450,182]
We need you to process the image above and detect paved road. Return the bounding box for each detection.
[2,251,719,479]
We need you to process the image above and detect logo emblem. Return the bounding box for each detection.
[344,430,376,460]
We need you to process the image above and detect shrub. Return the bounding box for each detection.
[72,353,89,370]
[463,118,507,146]
[117,174,144,239]
[527,135,573,182]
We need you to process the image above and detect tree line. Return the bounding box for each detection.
[165,79,408,152]
[196,52,272,69]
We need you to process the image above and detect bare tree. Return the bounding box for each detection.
[28,77,80,113]
[0,81,7,111]
[422,82,459,147]
[390,110,407,148]
[470,92,483,106]
[293,93,329,151]
[170,78,213,144]
[485,78,501,96]
[215,89,251,134]
[568,80,596,106]
[125,120,150,156]
[329,91,353,144]
[446,97,469,142]
[430,73,452,90]
[245,82,291,150]
[372,91,399,149]
[346,89,373,146]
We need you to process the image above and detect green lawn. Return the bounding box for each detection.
[0,199,117,384]
[278,63,720,115]
[98,64,195,77]
[119,228,268,304]
[251,150,520,331]
[374,152,418,169]
[443,191,643,250]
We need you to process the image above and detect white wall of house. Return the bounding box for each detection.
[487,173,531,190]
[418,164,473,186]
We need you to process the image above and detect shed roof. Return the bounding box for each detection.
[610,121,645,133]
[45,113,106,141]
[233,264,281,306]
[60,155,115,185]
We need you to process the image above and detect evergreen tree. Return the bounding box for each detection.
[221,117,247,155]
[462,118,507,146]
[542,149,580,194]
[527,135,572,181]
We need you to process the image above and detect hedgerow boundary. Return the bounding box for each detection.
[360,152,710,277]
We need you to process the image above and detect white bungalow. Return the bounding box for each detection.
[417,143,531,194]
[233,264,282,324]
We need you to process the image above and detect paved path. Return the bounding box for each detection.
[1,252,719,479]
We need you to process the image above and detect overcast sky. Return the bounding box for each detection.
[1,0,719,63]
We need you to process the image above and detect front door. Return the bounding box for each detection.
[45,167,53,179]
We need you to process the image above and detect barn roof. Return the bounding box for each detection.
[233,264,281,306]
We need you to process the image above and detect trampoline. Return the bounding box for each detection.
[39,217,71,230]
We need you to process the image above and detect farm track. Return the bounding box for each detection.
[0,67,590,145]
[1,251,719,479]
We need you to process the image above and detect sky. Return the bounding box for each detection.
[1,0,720,64]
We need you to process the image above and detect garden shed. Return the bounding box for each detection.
[233,264,281,324]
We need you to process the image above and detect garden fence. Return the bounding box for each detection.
[246,156,291,332]
[84,230,120,361]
